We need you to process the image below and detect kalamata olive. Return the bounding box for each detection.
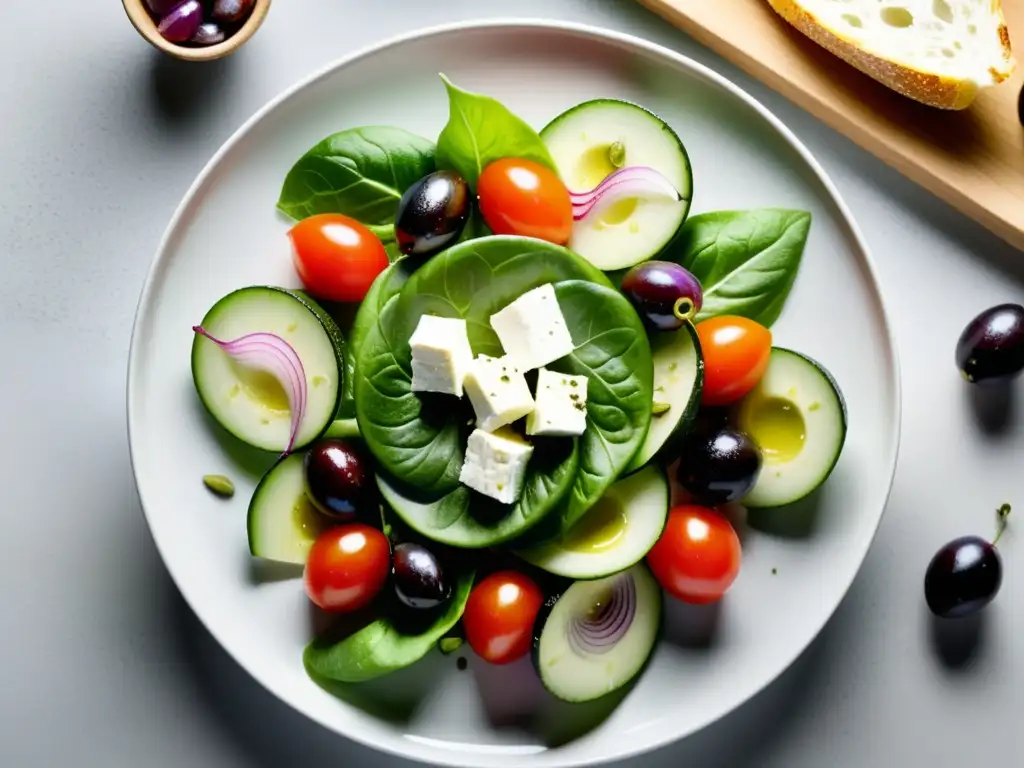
[145,0,182,15]
[156,1,203,43]
[303,439,376,520]
[925,536,1002,618]
[190,22,226,46]
[676,426,762,504]
[212,0,256,23]
[394,171,470,257]
[620,261,703,331]
[392,543,451,610]
[955,303,1024,383]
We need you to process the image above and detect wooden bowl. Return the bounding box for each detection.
[122,0,272,62]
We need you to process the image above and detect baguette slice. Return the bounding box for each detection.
[767,0,1015,109]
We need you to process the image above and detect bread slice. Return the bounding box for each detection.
[767,0,1015,109]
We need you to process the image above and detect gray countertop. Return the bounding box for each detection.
[2,1,1023,766]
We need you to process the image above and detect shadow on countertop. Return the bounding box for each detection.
[148,48,240,125]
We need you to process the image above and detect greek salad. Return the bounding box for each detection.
[189,75,847,705]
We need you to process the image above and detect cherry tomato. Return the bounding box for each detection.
[304,524,390,613]
[647,505,741,604]
[695,315,772,406]
[477,158,573,245]
[288,213,389,303]
[463,570,543,665]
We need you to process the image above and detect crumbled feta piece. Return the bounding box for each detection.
[459,428,534,504]
[463,355,535,432]
[408,314,474,396]
[489,283,574,371]
[526,368,589,437]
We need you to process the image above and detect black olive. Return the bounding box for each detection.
[394,171,470,257]
[955,303,1024,384]
[302,439,376,520]
[620,261,703,331]
[924,536,1002,618]
[676,426,762,505]
[392,543,451,610]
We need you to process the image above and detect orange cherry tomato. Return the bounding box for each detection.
[646,505,741,604]
[695,316,772,406]
[463,570,544,665]
[288,213,389,303]
[477,158,573,245]
[304,524,390,613]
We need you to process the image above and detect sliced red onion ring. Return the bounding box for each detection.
[193,327,307,454]
[567,575,637,656]
[569,166,681,222]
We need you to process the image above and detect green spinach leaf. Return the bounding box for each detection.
[546,281,654,532]
[376,437,579,548]
[304,571,473,683]
[435,75,556,188]
[354,236,611,499]
[669,208,811,328]
[276,126,436,234]
[338,259,415,418]
[353,273,465,496]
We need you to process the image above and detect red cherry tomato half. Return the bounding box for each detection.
[646,505,741,604]
[695,315,772,406]
[304,524,390,613]
[463,570,544,665]
[288,213,389,303]
[477,158,573,245]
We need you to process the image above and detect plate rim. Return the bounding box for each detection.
[126,17,902,768]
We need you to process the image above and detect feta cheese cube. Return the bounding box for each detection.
[408,314,474,396]
[464,355,535,432]
[489,283,574,371]
[459,428,534,504]
[526,368,589,437]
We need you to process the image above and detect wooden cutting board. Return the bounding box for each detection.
[636,0,1024,251]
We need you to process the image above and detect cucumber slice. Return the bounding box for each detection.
[541,99,692,271]
[247,452,328,564]
[533,564,661,703]
[736,348,847,508]
[192,287,345,452]
[517,465,669,579]
[624,323,703,474]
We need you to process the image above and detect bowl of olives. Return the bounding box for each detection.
[122,0,271,61]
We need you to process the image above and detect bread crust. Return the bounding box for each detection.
[767,0,1016,110]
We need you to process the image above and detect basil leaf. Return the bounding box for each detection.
[435,75,556,187]
[276,126,436,235]
[354,236,611,499]
[304,571,474,683]
[546,281,654,532]
[671,208,811,328]
[376,437,579,548]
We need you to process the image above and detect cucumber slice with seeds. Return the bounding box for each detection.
[532,563,661,703]
[247,452,328,564]
[541,99,692,271]
[736,348,847,508]
[517,465,669,580]
[624,322,703,473]
[191,287,345,452]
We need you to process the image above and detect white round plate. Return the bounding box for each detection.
[127,19,900,768]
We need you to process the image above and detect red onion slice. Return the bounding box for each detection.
[567,574,637,656]
[193,327,307,454]
[569,166,681,223]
